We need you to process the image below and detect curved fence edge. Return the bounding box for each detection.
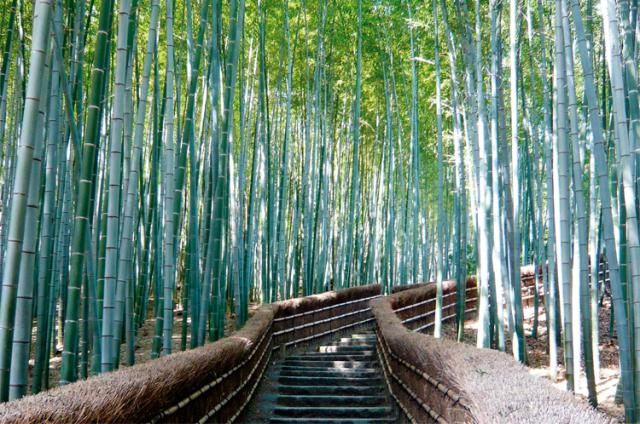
[372,271,612,424]
[0,284,381,423]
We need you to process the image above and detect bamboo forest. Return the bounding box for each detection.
[2,0,640,422]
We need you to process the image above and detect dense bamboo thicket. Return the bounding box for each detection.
[0,0,639,420]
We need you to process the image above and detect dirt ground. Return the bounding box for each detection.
[442,299,624,422]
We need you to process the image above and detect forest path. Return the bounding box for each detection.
[242,329,400,423]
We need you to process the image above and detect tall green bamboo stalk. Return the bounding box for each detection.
[0,0,52,399]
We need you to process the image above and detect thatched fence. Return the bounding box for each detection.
[371,271,611,424]
[0,284,381,423]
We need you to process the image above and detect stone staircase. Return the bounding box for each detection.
[253,330,399,423]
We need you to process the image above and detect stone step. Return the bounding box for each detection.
[281,360,377,368]
[278,375,383,386]
[271,406,394,419]
[273,394,388,407]
[317,345,375,353]
[286,353,375,361]
[246,327,396,423]
[324,340,376,347]
[270,417,398,423]
[277,365,379,373]
[339,335,376,343]
[277,384,384,396]
[278,367,380,378]
[293,349,376,356]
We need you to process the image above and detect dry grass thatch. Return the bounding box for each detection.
[372,296,475,423]
[389,278,476,333]
[275,284,381,318]
[373,279,612,424]
[0,284,382,423]
[0,305,276,423]
[390,278,470,309]
[391,265,539,296]
[273,284,381,349]
[450,339,613,423]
